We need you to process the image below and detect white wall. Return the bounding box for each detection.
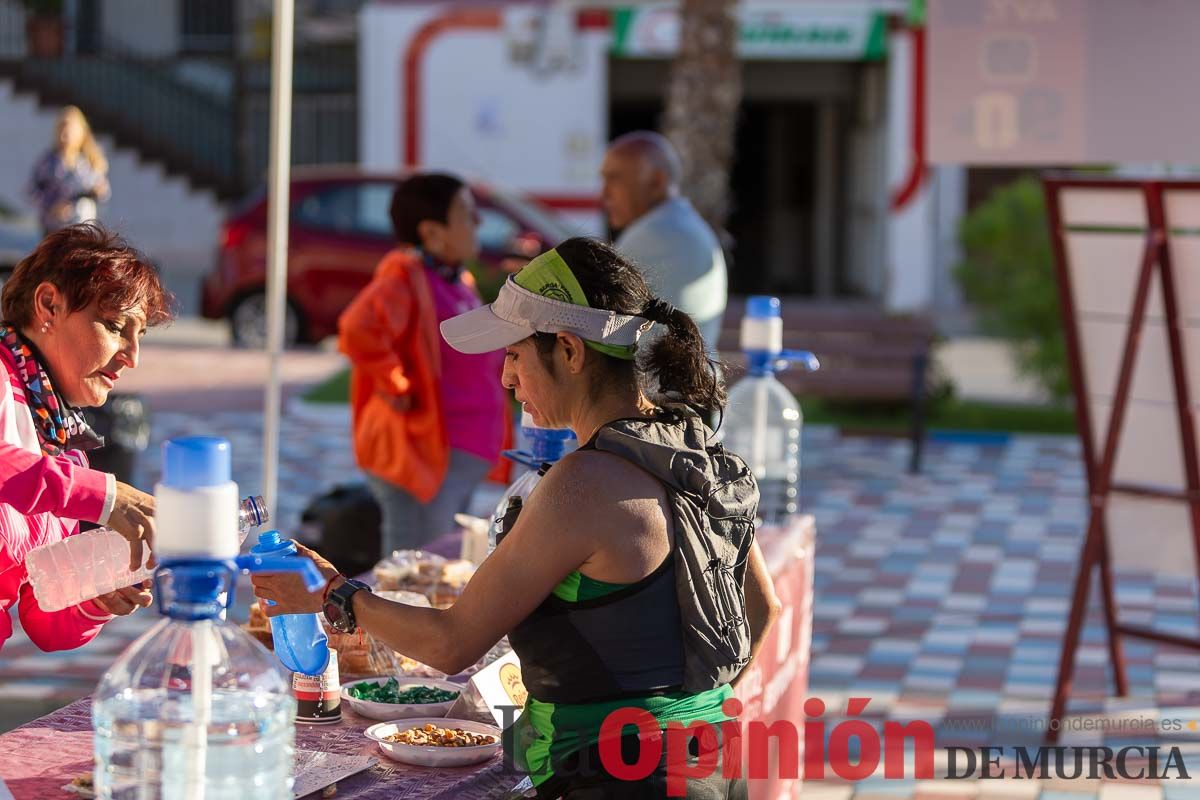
[358,2,419,171]
[883,26,974,322]
[884,27,935,313]
[0,79,224,313]
[360,2,608,233]
[931,164,967,322]
[844,62,888,299]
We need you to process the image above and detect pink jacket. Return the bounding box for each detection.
[0,355,117,652]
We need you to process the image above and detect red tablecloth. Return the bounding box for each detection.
[736,515,816,800]
[0,696,515,799]
[0,516,814,799]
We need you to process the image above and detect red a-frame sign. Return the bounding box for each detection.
[1046,175,1200,738]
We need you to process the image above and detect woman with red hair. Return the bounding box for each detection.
[0,223,173,652]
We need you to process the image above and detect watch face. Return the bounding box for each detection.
[323,600,346,632]
[323,579,367,634]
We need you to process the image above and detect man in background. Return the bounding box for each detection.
[600,131,728,352]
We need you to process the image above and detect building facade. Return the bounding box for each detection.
[360,0,967,317]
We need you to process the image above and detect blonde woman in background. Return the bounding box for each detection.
[28,106,110,235]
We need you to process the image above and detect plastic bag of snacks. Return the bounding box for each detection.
[372,550,475,608]
[370,590,443,677]
[360,592,510,677]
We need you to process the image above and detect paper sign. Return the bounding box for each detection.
[448,650,528,728]
[929,0,1200,164]
[292,750,376,798]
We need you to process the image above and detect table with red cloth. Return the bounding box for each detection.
[0,516,814,799]
[734,514,816,799]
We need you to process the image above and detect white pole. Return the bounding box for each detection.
[262,0,295,518]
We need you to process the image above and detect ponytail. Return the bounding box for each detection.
[547,237,727,417]
[641,297,726,415]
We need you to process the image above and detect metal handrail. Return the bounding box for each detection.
[0,6,356,197]
[19,54,237,186]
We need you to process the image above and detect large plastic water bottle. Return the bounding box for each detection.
[250,530,330,676]
[93,437,325,799]
[25,495,269,613]
[489,413,575,551]
[718,296,819,524]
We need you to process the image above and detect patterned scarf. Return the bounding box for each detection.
[0,324,104,456]
[419,249,465,284]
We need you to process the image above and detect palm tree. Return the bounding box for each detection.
[662,0,742,235]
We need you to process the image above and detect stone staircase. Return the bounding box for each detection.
[0,77,224,312]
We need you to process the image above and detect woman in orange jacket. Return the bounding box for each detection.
[339,173,509,556]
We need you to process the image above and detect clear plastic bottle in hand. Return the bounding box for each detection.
[489,413,575,553]
[25,495,269,613]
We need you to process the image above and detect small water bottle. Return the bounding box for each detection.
[718,296,819,525]
[93,436,326,799]
[250,531,330,676]
[490,413,575,552]
[25,494,270,613]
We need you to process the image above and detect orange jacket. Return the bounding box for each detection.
[339,248,511,503]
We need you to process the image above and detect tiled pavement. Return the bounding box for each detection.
[799,429,1200,797]
[6,404,1200,796]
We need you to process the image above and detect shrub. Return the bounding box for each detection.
[955,175,1069,402]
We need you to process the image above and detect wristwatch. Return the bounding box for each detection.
[323,578,372,633]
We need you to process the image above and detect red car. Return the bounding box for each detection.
[201,167,574,346]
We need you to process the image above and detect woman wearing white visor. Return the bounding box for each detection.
[253,237,781,798]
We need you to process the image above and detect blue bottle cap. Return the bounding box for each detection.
[249,530,295,557]
[255,530,284,549]
[154,562,236,620]
[746,296,781,319]
[161,436,231,489]
[525,426,575,443]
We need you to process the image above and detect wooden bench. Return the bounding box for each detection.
[717,299,936,472]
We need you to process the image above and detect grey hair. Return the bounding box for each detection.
[609,131,682,190]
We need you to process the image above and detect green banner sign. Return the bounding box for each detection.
[612,4,888,61]
[908,0,927,26]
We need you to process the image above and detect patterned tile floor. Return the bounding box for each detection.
[6,411,1200,797]
[799,428,1200,797]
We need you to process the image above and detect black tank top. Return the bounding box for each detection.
[497,438,685,704]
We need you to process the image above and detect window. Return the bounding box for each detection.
[477,207,520,253]
[181,0,234,55]
[293,182,394,238]
[357,183,394,236]
[487,188,573,245]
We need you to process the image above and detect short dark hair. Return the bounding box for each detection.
[2,223,174,329]
[389,172,466,246]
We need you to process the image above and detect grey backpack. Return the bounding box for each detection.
[590,405,759,692]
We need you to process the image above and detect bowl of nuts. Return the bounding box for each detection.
[364,718,503,767]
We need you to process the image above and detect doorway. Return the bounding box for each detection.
[609,100,826,296]
[609,58,857,298]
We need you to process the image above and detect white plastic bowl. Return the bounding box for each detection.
[340,676,462,721]
[364,717,503,767]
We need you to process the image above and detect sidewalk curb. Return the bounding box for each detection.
[286,397,351,425]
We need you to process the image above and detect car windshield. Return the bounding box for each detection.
[486,187,576,244]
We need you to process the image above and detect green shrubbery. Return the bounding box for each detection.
[955,175,1069,402]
